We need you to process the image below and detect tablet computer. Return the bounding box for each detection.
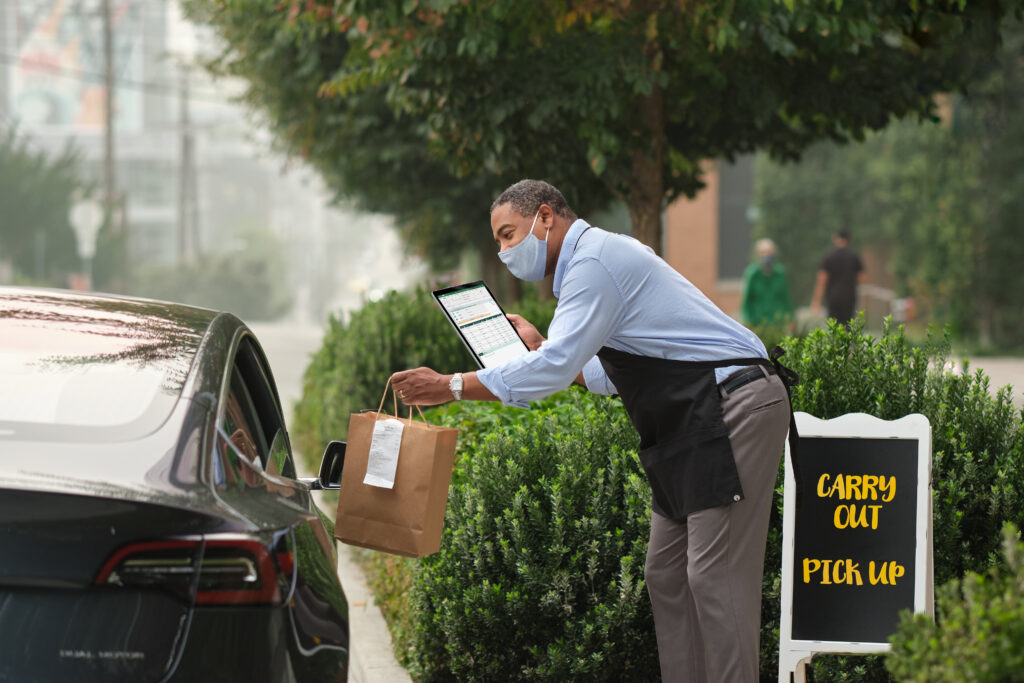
[431,280,530,369]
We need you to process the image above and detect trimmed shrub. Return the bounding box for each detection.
[887,524,1024,682]
[292,285,556,466]
[405,389,657,681]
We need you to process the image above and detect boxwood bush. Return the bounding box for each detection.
[887,524,1024,683]
[408,390,656,681]
[298,290,1024,681]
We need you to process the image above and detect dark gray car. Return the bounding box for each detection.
[0,287,347,682]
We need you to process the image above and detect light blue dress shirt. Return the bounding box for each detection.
[477,220,768,408]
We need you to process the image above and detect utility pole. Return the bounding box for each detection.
[102,0,115,215]
[177,65,200,264]
[177,66,192,264]
[102,0,122,279]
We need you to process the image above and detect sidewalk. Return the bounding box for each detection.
[336,540,412,683]
[965,357,1024,408]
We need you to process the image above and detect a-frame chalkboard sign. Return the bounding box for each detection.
[778,413,934,683]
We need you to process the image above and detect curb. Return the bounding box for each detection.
[336,541,413,683]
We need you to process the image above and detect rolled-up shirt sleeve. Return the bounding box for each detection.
[476,257,625,407]
[582,356,618,395]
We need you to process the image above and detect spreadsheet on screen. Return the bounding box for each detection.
[437,285,527,367]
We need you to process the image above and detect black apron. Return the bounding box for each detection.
[598,346,799,520]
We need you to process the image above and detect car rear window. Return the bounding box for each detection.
[0,292,210,442]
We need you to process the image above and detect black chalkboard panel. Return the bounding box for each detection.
[791,437,918,643]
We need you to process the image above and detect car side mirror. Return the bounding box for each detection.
[317,440,345,490]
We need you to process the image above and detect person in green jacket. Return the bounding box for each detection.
[741,238,794,328]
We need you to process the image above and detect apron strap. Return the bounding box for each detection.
[768,345,802,508]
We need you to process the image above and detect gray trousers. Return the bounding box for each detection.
[645,370,791,682]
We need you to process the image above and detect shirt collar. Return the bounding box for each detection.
[553,219,591,298]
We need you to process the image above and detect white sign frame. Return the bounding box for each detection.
[778,412,933,683]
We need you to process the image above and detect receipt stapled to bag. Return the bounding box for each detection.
[363,418,404,488]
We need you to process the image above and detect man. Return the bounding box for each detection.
[392,179,792,682]
[810,229,864,324]
[741,238,794,328]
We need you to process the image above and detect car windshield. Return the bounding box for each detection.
[0,291,211,442]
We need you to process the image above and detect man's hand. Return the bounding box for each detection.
[508,313,545,351]
[389,367,452,406]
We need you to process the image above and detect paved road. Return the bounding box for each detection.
[249,321,412,683]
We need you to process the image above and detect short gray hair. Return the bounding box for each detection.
[490,179,577,220]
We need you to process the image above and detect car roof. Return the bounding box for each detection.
[0,287,241,500]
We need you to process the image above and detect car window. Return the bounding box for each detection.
[223,368,267,465]
[215,424,265,490]
[213,364,269,491]
[267,429,296,479]
[219,335,295,482]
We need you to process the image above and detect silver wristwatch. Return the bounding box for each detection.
[449,373,463,401]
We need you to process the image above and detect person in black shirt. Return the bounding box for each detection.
[811,229,864,324]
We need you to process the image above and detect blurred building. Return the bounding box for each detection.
[664,155,756,318]
[663,155,899,327]
[0,0,422,321]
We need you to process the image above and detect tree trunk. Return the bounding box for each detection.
[480,242,502,292]
[627,85,665,254]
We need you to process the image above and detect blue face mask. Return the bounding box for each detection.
[498,210,547,281]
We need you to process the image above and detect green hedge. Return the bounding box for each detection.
[299,293,1024,681]
[408,390,655,681]
[887,524,1024,682]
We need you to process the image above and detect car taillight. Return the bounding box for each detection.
[95,536,290,605]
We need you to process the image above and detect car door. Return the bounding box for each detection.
[213,333,349,674]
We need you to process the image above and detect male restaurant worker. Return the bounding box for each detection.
[391,179,794,683]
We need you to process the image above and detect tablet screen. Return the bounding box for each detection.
[432,281,530,368]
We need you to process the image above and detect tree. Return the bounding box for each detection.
[184,0,611,300]
[756,19,1024,350]
[0,126,83,284]
[321,0,1019,253]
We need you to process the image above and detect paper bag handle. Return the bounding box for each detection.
[377,377,427,422]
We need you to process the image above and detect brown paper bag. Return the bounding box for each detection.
[334,385,458,558]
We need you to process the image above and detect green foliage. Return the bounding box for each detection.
[187,1,1021,258]
[182,0,608,283]
[129,230,292,321]
[757,19,1024,350]
[0,126,85,284]
[888,524,1024,683]
[405,390,657,681]
[291,285,556,465]
[321,0,1017,250]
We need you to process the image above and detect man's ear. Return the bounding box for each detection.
[539,204,554,230]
